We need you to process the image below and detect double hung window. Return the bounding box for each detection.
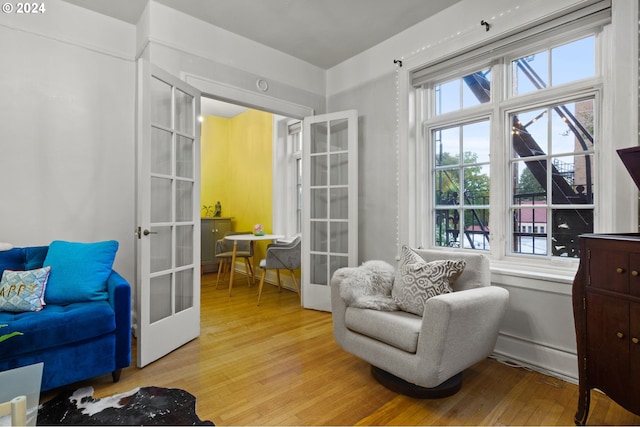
[272,118,303,238]
[289,122,303,234]
[421,28,602,259]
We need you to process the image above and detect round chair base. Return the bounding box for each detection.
[370,366,463,399]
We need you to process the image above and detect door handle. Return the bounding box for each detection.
[143,229,158,236]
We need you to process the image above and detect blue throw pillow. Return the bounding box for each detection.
[43,240,119,304]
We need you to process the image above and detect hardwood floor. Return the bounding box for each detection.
[44,273,640,425]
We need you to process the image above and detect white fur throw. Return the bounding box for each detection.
[335,260,399,311]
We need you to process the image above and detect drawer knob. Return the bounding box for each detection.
[633,271,639,277]
[633,338,639,345]
[616,267,625,274]
[617,332,625,339]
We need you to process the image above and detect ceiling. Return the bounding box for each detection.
[201,98,247,118]
[61,0,459,69]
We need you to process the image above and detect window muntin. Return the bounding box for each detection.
[511,36,595,96]
[510,98,595,257]
[434,68,491,116]
[433,119,491,250]
[425,32,598,259]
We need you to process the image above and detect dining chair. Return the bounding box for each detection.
[257,236,301,305]
[0,395,27,426]
[215,231,255,289]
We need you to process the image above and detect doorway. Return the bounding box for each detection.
[199,96,300,292]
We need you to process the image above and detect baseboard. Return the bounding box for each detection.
[493,334,578,384]
[231,261,298,292]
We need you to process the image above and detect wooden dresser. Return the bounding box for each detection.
[572,233,640,425]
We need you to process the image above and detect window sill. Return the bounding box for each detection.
[489,258,577,294]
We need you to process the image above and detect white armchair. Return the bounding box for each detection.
[330,248,509,398]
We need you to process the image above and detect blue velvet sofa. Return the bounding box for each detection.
[0,243,131,391]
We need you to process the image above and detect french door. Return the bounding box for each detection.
[302,110,358,312]
[136,60,201,367]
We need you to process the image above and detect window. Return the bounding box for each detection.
[433,118,491,250]
[289,123,303,234]
[510,98,595,257]
[272,116,303,238]
[422,32,600,259]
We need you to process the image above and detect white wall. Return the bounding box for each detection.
[0,0,137,283]
[139,1,325,116]
[327,0,639,382]
[328,75,399,261]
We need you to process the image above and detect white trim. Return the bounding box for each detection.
[491,268,574,292]
[493,336,579,383]
[183,73,314,119]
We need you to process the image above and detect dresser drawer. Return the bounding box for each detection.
[588,246,640,297]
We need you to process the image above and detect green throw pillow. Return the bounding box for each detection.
[0,266,51,312]
[43,240,119,304]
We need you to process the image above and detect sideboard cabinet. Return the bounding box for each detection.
[572,233,640,425]
[201,217,231,273]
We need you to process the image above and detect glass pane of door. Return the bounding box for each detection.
[176,180,193,222]
[175,89,194,135]
[176,135,194,178]
[150,226,171,274]
[151,77,172,127]
[175,269,194,313]
[150,274,172,323]
[151,127,172,175]
[151,177,172,223]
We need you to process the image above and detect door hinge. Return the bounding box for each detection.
[583,296,586,310]
[136,226,141,239]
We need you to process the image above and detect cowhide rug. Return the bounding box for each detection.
[37,386,214,426]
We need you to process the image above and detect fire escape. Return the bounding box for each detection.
[438,59,593,256]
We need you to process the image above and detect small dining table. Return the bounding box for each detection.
[224,233,284,296]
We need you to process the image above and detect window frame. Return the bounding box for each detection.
[416,25,605,269]
[272,116,303,239]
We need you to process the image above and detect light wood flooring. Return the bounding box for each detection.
[43,272,640,425]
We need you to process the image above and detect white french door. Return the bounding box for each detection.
[302,110,358,312]
[136,60,201,367]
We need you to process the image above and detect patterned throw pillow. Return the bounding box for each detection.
[0,266,51,312]
[392,246,466,316]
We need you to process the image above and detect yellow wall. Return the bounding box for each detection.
[201,109,273,261]
[201,116,230,217]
